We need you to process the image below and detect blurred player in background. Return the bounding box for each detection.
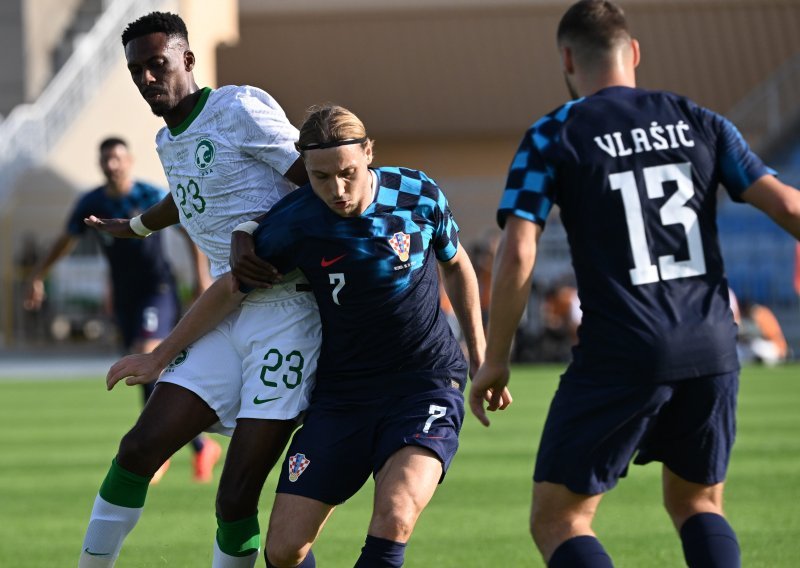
[470,1,800,567]
[78,12,319,568]
[23,137,217,485]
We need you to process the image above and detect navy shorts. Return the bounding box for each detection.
[115,284,179,350]
[275,381,465,505]
[534,371,738,495]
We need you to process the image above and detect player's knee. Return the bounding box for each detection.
[369,513,414,542]
[369,499,417,542]
[530,508,580,552]
[265,537,308,568]
[117,427,166,472]
[215,483,258,520]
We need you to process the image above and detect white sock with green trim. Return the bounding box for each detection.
[213,539,259,568]
[78,459,149,567]
[79,495,143,567]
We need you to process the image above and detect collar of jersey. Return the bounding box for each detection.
[169,87,213,136]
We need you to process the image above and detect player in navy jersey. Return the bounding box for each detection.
[107,104,510,567]
[24,137,218,484]
[470,2,800,567]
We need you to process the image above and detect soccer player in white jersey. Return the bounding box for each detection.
[79,12,320,568]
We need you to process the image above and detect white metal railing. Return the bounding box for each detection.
[728,52,800,154]
[0,0,167,209]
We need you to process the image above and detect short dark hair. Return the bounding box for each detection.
[99,137,128,153]
[557,0,630,56]
[121,11,188,47]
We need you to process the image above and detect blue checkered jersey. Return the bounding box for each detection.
[499,86,774,383]
[66,182,176,299]
[252,167,467,396]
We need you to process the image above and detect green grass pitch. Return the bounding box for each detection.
[1,364,798,566]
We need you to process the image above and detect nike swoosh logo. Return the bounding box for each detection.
[84,548,111,557]
[320,254,346,267]
[253,395,282,405]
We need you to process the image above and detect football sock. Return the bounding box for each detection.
[265,549,316,568]
[213,514,260,568]
[353,535,407,567]
[680,512,740,568]
[548,535,613,568]
[79,459,150,568]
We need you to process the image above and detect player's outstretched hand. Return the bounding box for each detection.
[230,230,282,290]
[469,361,513,427]
[84,216,141,239]
[106,354,164,390]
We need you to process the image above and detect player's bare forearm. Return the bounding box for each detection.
[155,274,244,362]
[107,276,244,390]
[142,194,180,230]
[484,218,541,365]
[230,230,282,289]
[440,244,485,372]
[24,233,77,310]
[742,175,800,240]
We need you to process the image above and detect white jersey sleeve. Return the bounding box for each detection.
[230,86,300,177]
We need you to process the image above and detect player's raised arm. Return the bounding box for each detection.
[24,233,79,311]
[84,193,180,238]
[470,216,541,426]
[106,273,246,390]
[438,243,486,376]
[741,174,800,240]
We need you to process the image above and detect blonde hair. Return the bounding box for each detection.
[296,104,372,153]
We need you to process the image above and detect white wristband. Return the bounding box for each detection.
[233,221,260,235]
[130,215,153,237]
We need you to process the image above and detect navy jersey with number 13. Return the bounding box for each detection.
[253,166,467,397]
[499,86,774,383]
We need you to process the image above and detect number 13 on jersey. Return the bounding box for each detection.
[610,162,707,286]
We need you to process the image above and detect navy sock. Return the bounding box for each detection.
[680,513,740,568]
[548,535,613,568]
[353,535,407,568]
[265,548,315,568]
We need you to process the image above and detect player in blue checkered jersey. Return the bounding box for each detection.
[109,104,508,567]
[470,1,800,567]
[253,104,511,568]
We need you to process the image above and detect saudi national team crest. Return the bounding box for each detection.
[194,138,216,171]
[288,453,311,482]
[388,232,411,262]
[165,347,190,371]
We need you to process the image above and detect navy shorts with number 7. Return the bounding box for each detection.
[275,382,464,505]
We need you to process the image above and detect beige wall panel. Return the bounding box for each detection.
[46,61,168,192]
[23,0,85,100]
[218,1,800,242]
[221,2,800,134]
